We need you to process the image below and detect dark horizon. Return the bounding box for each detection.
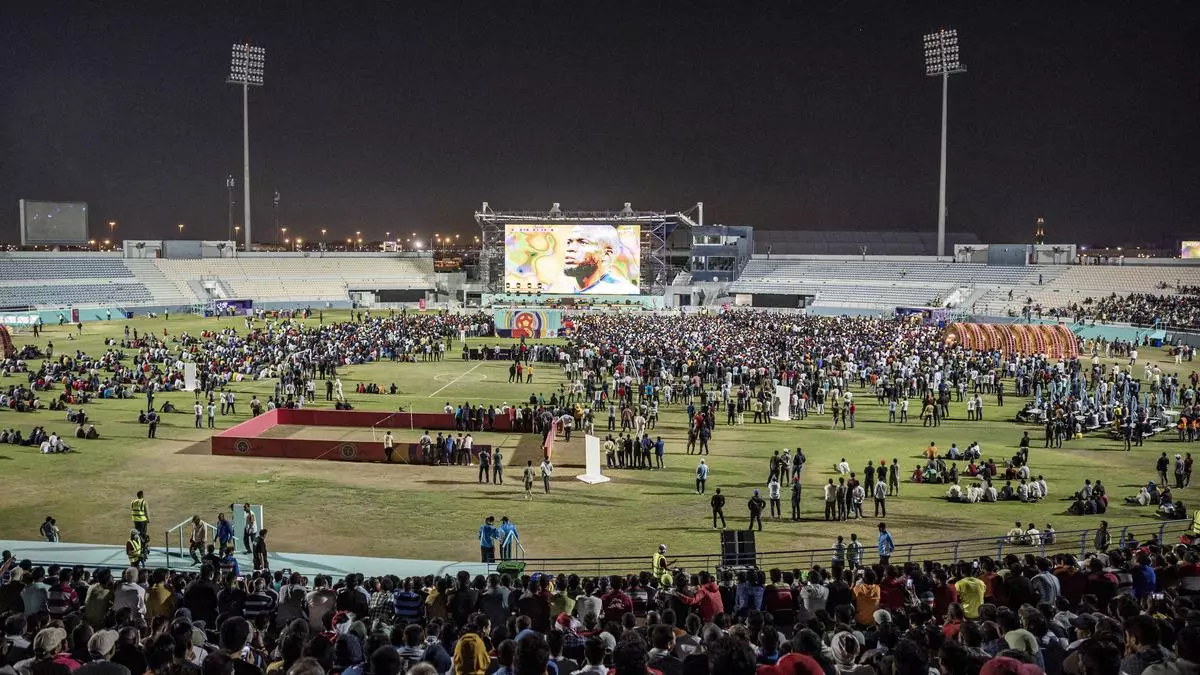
[1,2,1197,248]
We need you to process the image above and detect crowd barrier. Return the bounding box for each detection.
[211,407,511,462]
[516,519,1195,576]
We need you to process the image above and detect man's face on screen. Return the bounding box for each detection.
[562,227,610,281]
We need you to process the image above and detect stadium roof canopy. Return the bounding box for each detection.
[753,230,981,256]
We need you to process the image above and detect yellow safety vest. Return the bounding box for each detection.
[127,538,142,562]
[131,499,148,523]
[1193,508,1200,535]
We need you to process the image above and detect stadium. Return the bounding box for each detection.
[2,8,1199,675]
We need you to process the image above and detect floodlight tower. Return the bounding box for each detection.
[226,43,265,251]
[923,28,965,258]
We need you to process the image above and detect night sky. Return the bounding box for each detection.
[1,2,1197,246]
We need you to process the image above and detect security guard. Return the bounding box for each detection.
[131,491,149,541]
[126,528,144,567]
[652,544,674,586]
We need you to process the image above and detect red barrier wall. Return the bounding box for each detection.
[210,406,507,462]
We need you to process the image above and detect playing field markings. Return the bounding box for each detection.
[427,361,485,397]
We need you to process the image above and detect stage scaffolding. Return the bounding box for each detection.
[474,202,702,295]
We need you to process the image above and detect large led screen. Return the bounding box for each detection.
[505,224,640,294]
[19,200,89,245]
[1182,241,1200,259]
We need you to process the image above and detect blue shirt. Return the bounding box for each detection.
[878,531,895,557]
[499,523,518,546]
[479,524,499,547]
[216,520,235,544]
[1131,565,1157,599]
[696,464,709,480]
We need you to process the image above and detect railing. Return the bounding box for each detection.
[164,517,217,562]
[515,519,1194,576]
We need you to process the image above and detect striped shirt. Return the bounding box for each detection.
[392,590,423,625]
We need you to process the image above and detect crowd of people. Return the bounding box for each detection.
[6,528,1200,675]
[1044,293,1200,329]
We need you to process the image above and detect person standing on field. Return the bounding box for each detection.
[492,447,503,484]
[478,445,491,483]
[131,491,149,545]
[383,431,395,463]
[696,459,709,494]
[747,490,765,531]
[711,488,726,529]
[540,457,554,493]
[523,460,535,500]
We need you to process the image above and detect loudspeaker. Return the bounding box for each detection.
[720,530,757,567]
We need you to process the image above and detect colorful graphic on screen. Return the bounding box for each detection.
[505,224,640,295]
[1183,241,1200,259]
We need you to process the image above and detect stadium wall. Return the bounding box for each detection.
[211,408,516,463]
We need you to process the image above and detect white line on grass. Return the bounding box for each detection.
[427,361,485,397]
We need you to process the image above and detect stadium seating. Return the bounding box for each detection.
[0,282,152,308]
[0,254,154,309]
[0,256,133,281]
[153,256,436,303]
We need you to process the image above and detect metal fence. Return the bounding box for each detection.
[515,519,1195,577]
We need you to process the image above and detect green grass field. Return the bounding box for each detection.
[0,311,1187,563]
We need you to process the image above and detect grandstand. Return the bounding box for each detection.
[0,251,436,310]
[0,252,153,310]
[729,256,1055,312]
[753,229,981,256]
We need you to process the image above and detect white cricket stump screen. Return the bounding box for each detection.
[576,434,611,484]
[772,386,792,421]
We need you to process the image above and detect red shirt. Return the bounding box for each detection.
[601,590,633,623]
[932,583,958,620]
[878,576,906,610]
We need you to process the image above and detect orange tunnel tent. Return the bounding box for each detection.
[0,325,13,359]
[943,322,1079,359]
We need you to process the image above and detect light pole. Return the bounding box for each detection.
[177,223,185,238]
[280,227,287,249]
[923,28,965,258]
[225,175,236,243]
[227,43,265,251]
[234,225,241,247]
[273,191,281,244]
[321,228,327,250]
[108,220,116,241]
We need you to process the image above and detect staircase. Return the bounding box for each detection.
[124,259,199,306]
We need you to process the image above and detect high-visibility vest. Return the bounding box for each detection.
[1192,508,1200,535]
[126,538,142,562]
[131,499,148,523]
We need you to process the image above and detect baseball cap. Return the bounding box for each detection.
[873,609,893,625]
[33,627,67,656]
[88,630,119,658]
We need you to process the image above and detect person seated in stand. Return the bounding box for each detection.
[946,482,964,502]
[1126,483,1152,506]
[1028,478,1044,502]
[911,464,925,483]
[1007,521,1027,544]
[1159,486,1175,511]
[998,480,1016,501]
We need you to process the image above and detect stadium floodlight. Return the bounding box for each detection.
[923,28,965,258]
[226,43,266,251]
